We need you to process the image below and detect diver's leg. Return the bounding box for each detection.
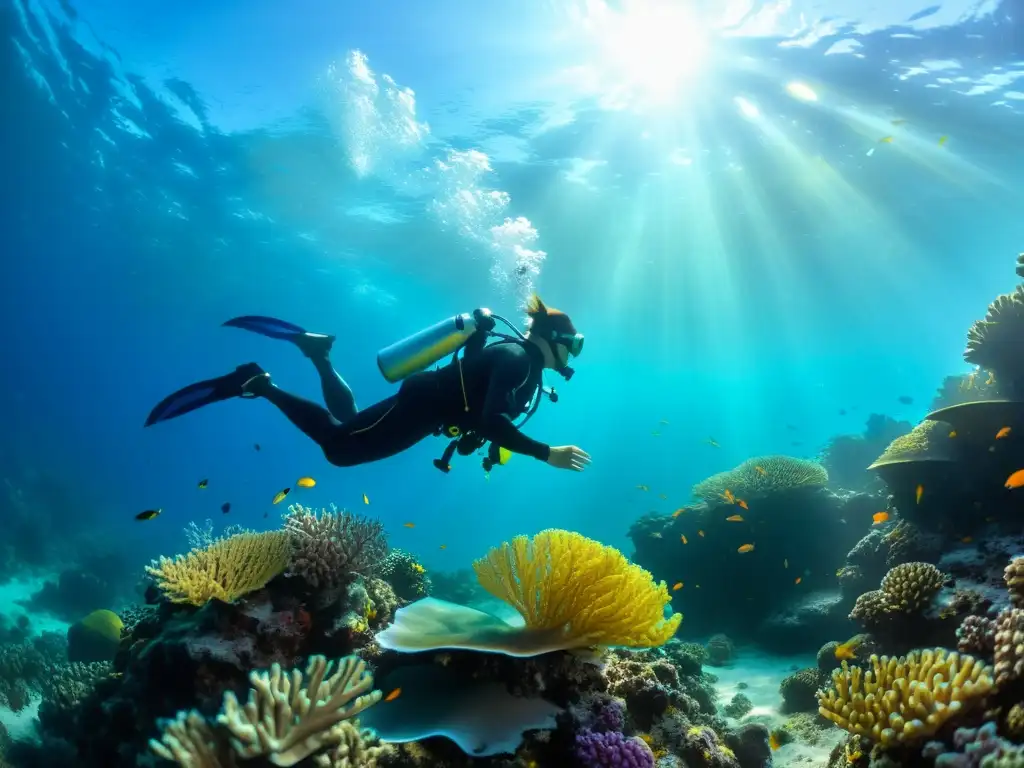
[291,334,358,422]
[245,375,345,448]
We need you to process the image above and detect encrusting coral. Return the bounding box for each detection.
[375,529,681,656]
[817,649,994,746]
[146,531,292,606]
[150,654,383,767]
[691,456,828,505]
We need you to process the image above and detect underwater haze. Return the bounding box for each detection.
[5,0,1024,766]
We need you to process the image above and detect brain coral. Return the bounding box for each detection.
[692,456,828,505]
[818,649,993,746]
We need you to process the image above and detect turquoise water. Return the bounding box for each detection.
[1,0,1021,587]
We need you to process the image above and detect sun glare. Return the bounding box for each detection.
[588,0,709,105]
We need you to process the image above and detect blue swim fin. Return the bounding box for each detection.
[222,315,308,340]
[144,363,266,426]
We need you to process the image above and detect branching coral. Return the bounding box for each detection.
[817,649,994,746]
[965,285,1024,394]
[149,655,382,767]
[375,529,681,656]
[284,504,387,593]
[146,531,292,606]
[692,456,828,505]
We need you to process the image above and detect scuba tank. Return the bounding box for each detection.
[377,309,496,383]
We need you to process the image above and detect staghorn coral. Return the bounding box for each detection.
[692,456,828,505]
[146,531,292,606]
[957,616,997,657]
[150,655,382,767]
[817,649,993,746]
[994,607,1024,686]
[965,285,1024,395]
[880,562,945,612]
[780,668,826,713]
[284,504,387,592]
[1005,559,1024,608]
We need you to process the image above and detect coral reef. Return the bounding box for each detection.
[723,694,752,719]
[780,668,826,713]
[0,631,68,712]
[994,607,1024,686]
[705,635,734,667]
[691,456,828,505]
[958,615,997,656]
[820,414,912,494]
[575,729,656,767]
[146,531,292,605]
[378,549,431,603]
[817,649,993,745]
[965,285,1024,398]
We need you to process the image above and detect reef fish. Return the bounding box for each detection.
[737,544,754,553]
[1005,469,1024,489]
[996,427,1012,440]
[636,484,649,492]
[737,499,749,510]
[680,535,688,544]
[363,493,370,505]
[384,688,402,702]
[706,438,720,448]
[726,515,744,522]
[916,484,924,504]
[403,522,416,529]
[221,502,231,514]
[672,582,683,591]
[672,508,686,517]
[834,637,863,661]
[722,490,735,504]
[296,476,316,488]
[755,466,767,476]
[135,508,162,521]
[272,488,290,505]
[938,135,949,146]
[197,479,208,489]
[872,511,889,525]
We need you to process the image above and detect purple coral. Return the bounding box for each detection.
[922,722,1010,767]
[284,504,387,591]
[590,697,626,733]
[957,615,996,656]
[575,730,655,768]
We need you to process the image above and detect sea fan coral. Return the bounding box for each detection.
[284,504,387,591]
[375,529,681,656]
[965,285,1024,394]
[880,562,945,612]
[692,456,828,505]
[146,531,292,606]
[817,649,993,746]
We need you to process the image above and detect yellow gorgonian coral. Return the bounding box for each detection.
[818,649,993,746]
[473,528,681,649]
[146,531,292,606]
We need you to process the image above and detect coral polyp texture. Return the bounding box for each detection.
[146,531,292,605]
[817,649,994,746]
[879,562,945,612]
[284,503,387,591]
[868,419,956,469]
[690,455,828,505]
[1005,558,1024,608]
[473,528,682,649]
[965,284,1024,393]
[994,607,1024,686]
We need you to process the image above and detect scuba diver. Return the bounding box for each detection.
[144,295,591,473]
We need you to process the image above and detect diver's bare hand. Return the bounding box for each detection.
[547,445,591,472]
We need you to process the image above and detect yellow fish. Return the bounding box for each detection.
[403,522,415,529]
[363,493,370,505]
[726,514,744,522]
[916,484,924,504]
[672,508,686,517]
[834,636,863,661]
[439,544,447,550]
[755,466,767,476]
[737,543,754,553]
[384,688,402,702]
[878,136,894,143]
[680,535,688,544]
[938,135,948,146]
[296,477,316,488]
[135,508,162,521]
[650,532,663,539]
[698,530,705,538]
[272,488,290,505]
[872,511,889,525]
[636,484,649,492]
[672,582,683,591]
[986,371,996,386]
[996,426,1012,440]
[722,489,735,504]
[949,430,957,438]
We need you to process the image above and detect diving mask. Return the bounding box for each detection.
[553,332,584,358]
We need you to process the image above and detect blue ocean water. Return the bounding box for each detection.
[1,0,1021,577]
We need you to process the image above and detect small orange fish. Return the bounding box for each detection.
[672,582,683,591]
[961,536,973,544]
[783,559,788,569]
[737,543,754,553]
[872,511,889,525]
[769,732,782,751]
[737,499,749,510]
[698,530,705,538]
[680,535,688,544]
[650,532,663,539]
[949,430,957,438]
[363,493,370,505]
[722,489,735,504]
[384,688,402,702]
[636,484,649,492]
[755,466,767,476]
[726,515,744,522]
[794,577,802,584]
[916,484,924,504]
[672,508,686,517]
[403,522,415,529]
[296,476,316,488]
[996,427,1012,440]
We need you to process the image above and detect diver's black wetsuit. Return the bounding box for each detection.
[253,341,550,467]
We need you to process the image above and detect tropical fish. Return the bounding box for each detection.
[769,731,782,751]
[722,489,736,504]
[363,493,370,505]
[938,135,948,146]
[221,502,231,514]
[726,515,744,522]
[680,535,688,544]
[872,511,889,525]
[996,427,1012,440]
[986,371,996,386]
[198,479,208,489]
[672,508,686,517]
[962,372,977,391]
[650,532,663,539]
[498,447,512,465]
[878,136,894,143]
[916,484,924,504]
[637,484,650,492]
[254,443,261,451]
[737,499,749,510]
[706,438,720,448]
[672,582,683,591]
[898,395,913,405]
[949,430,957,438]
[403,522,416,529]
[660,419,670,425]
[296,477,316,488]
[135,509,162,521]
[439,544,447,550]
[698,530,705,538]
[659,493,668,500]
[784,559,788,568]
[272,488,291,505]
[755,466,767,476]
[737,544,754,553]
[961,536,973,544]
[891,118,908,125]
[384,688,402,702]
[794,577,802,584]
[834,637,863,661]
